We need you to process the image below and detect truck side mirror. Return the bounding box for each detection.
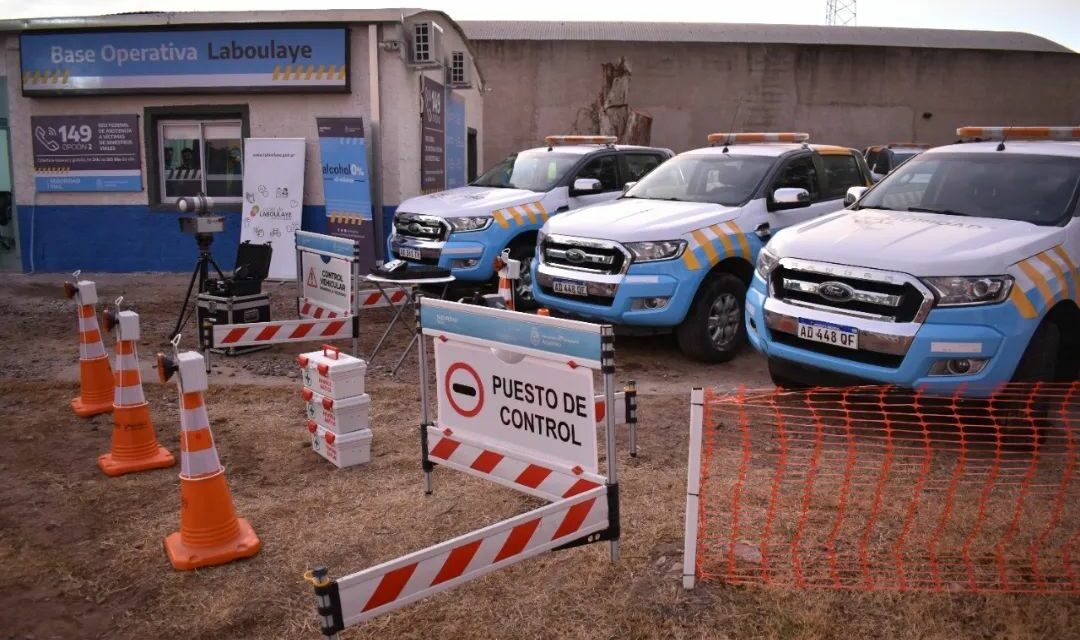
[572,178,602,195]
[771,187,811,211]
[845,186,869,206]
[622,181,638,193]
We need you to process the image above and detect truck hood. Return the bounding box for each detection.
[770,209,1065,276]
[546,198,742,242]
[396,186,542,218]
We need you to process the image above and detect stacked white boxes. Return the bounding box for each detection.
[298,345,372,468]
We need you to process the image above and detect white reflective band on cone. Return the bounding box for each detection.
[115,353,139,371]
[81,342,107,360]
[181,405,211,431]
[77,317,98,331]
[115,385,146,406]
[181,448,222,478]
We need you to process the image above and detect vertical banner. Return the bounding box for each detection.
[445,92,467,190]
[420,76,446,194]
[241,138,306,280]
[31,115,142,192]
[316,117,375,274]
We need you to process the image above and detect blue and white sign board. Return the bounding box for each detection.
[317,117,375,273]
[20,27,348,95]
[420,298,604,368]
[421,298,604,473]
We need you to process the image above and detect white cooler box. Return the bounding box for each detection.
[302,387,370,434]
[298,345,366,399]
[309,422,372,468]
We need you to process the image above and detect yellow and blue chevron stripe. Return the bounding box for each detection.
[271,64,347,81]
[681,220,753,270]
[1009,246,1078,319]
[492,202,549,229]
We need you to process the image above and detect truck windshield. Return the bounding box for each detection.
[623,154,773,206]
[471,151,580,192]
[859,152,1080,226]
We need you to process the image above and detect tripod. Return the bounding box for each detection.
[170,232,226,342]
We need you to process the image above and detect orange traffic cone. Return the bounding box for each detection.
[97,306,175,477]
[537,308,551,317]
[64,275,114,418]
[159,349,260,570]
[493,253,517,311]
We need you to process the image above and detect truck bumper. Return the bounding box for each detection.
[531,259,701,326]
[387,234,497,282]
[745,273,1036,393]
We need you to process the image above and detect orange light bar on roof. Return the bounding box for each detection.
[956,126,1080,140]
[707,132,810,145]
[887,142,931,149]
[544,135,618,146]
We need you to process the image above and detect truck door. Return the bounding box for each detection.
[766,154,831,231]
[567,154,622,209]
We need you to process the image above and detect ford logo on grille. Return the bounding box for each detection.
[407,222,423,234]
[565,249,587,263]
[818,281,855,303]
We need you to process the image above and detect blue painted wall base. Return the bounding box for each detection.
[15,204,398,273]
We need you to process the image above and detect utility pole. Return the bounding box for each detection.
[826,0,857,26]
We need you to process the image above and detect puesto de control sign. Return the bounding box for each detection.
[20,27,348,95]
[435,339,599,473]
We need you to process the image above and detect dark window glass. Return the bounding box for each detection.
[576,155,620,192]
[772,155,820,201]
[821,153,865,199]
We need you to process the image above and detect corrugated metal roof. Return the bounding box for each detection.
[460,21,1072,54]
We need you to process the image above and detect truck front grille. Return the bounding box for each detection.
[394,213,449,242]
[540,234,628,275]
[770,260,931,323]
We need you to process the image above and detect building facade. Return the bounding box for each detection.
[1,10,484,272]
[463,21,1080,166]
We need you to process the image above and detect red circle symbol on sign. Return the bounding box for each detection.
[445,362,484,418]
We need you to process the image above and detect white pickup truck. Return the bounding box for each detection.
[747,126,1080,391]
[532,133,872,361]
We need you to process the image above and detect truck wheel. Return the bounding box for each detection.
[768,358,810,390]
[1012,319,1060,382]
[508,242,539,311]
[675,273,747,363]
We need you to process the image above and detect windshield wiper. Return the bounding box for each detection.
[906,206,972,217]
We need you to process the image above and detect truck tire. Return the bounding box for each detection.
[675,273,747,363]
[508,241,539,311]
[1012,319,1060,382]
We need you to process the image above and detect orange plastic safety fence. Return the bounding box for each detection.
[695,382,1080,593]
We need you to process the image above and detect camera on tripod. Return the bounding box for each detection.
[177,194,225,236]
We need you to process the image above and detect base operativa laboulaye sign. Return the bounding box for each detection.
[20,27,348,95]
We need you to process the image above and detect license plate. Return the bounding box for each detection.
[398,247,422,261]
[553,279,588,296]
[797,319,859,350]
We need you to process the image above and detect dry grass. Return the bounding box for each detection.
[0,274,1077,639]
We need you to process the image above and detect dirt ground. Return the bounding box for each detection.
[0,273,1076,640]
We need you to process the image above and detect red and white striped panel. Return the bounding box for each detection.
[427,426,605,503]
[594,391,626,425]
[356,287,410,310]
[335,484,607,626]
[212,318,351,348]
[299,298,345,320]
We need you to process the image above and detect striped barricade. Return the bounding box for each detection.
[207,317,357,350]
[326,485,608,627]
[427,426,606,503]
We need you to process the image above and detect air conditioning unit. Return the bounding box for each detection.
[409,21,442,66]
[446,51,471,87]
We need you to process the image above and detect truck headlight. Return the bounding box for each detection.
[445,216,492,233]
[755,247,779,280]
[624,240,686,263]
[922,276,1013,306]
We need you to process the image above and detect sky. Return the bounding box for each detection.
[1,0,1077,52]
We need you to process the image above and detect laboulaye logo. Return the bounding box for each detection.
[565,249,587,263]
[818,281,855,303]
[530,327,541,347]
